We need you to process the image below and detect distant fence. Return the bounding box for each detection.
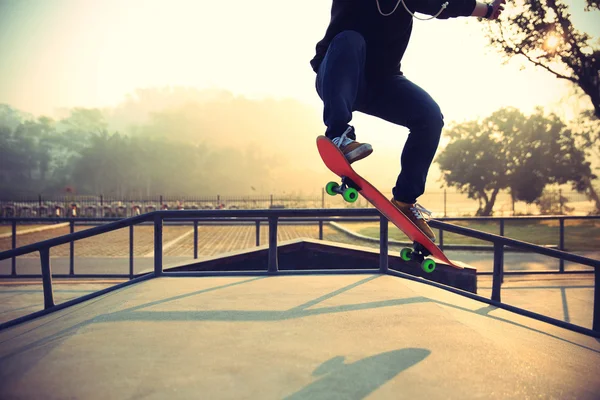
[0,189,597,218]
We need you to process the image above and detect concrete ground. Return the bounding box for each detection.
[0,273,595,329]
[1,274,599,399]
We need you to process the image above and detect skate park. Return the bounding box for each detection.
[2,0,600,397]
[1,209,599,399]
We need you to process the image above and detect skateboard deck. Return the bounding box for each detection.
[317,135,464,271]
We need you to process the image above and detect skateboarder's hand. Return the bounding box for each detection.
[489,0,506,20]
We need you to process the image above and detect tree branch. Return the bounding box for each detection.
[515,48,578,83]
[547,0,587,72]
[497,24,578,83]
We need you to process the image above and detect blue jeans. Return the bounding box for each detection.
[315,30,444,204]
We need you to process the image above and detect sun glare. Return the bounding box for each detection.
[544,33,561,52]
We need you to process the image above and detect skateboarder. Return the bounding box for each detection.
[311,0,506,240]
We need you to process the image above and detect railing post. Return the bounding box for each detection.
[499,219,506,283]
[559,218,565,273]
[11,220,16,276]
[194,220,199,259]
[319,220,324,240]
[69,220,75,275]
[40,248,55,309]
[255,221,260,246]
[594,266,599,333]
[438,229,444,251]
[379,215,388,273]
[129,225,134,278]
[154,214,163,276]
[491,242,504,302]
[268,216,278,273]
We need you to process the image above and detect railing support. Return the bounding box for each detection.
[268,216,278,273]
[255,221,260,246]
[559,218,565,273]
[154,215,163,276]
[129,225,134,278]
[499,220,506,284]
[379,215,388,273]
[194,220,199,259]
[11,220,16,276]
[594,266,600,332]
[40,248,55,309]
[492,242,504,302]
[319,220,324,240]
[69,221,75,275]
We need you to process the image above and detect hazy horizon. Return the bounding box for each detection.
[1,0,599,196]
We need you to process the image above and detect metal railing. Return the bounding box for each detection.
[2,215,597,277]
[0,209,599,336]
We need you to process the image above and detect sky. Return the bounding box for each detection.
[0,0,598,148]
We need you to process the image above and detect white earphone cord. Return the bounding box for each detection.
[376,0,449,20]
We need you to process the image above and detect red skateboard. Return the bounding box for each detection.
[317,135,464,272]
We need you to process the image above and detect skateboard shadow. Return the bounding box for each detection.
[284,348,430,399]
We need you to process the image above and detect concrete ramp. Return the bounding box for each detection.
[1,274,599,399]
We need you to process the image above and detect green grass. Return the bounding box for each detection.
[340,219,600,252]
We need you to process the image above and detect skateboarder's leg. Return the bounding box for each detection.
[315,30,367,139]
[358,75,444,204]
[357,75,443,240]
[315,31,373,163]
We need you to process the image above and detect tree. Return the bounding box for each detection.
[486,0,600,118]
[0,90,328,197]
[574,109,600,152]
[0,104,32,131]
[0,117,64,196]
[437,107,594,215]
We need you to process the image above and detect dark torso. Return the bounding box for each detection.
[310,0,476,77]
[310,0,414,78]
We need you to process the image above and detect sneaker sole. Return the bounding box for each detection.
[345,144,373,164]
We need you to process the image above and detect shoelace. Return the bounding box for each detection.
[411,203,432,221]
[332,126,354,148]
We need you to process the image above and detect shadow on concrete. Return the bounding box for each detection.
[0,277,266,370]
[1,274,599,372]
[284,348,431,399]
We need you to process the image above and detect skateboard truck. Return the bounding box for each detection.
[400,242,436,273]
[325,176,361,203]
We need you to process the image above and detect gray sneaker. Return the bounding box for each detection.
[332,126,373,164]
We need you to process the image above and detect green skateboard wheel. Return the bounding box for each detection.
[421,258,436,273]
[325,182,339,196]
[400,248,413,261]
[342,187,359,203]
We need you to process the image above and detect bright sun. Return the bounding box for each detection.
[544,34,561,52]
